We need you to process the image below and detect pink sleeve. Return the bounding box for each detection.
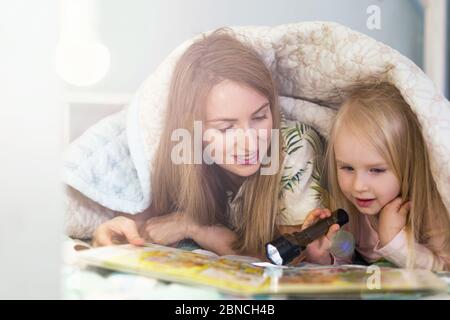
[374,229,448,271]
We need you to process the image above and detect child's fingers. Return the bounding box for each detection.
[317,209,332,222]
[316,224,340,253]
[308,208,324,217]
[302,209,326,229]
[386,197,403,211]
[319,210,331,219]
[302,208,334,230]
[325,224,340,241]
[398,201,411,217]
[302,210,321,228]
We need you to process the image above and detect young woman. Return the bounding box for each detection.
[92,30,326,259]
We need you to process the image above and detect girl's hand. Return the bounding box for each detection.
[92,216,146,247]
[302,208,340,265]
[140,212,197,246]
[378,197,411,247]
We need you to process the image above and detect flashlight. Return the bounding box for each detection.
[265,209,349,265]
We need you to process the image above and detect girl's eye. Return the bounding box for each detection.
[339,166,354,172]
[370,168,386,174]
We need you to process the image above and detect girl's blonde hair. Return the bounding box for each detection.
[324,81,450,268]
[151,29,285,256]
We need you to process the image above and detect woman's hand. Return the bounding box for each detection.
[302,208,340,265]
[140,212,197,246]
[378,197,411,247]
[92,216,145,247]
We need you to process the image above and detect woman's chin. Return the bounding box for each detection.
[228,163,261,177]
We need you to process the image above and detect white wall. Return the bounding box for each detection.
[422,0,448,95]
[61,0,426,140]
[65,0,424,95]
[0,1,63,299]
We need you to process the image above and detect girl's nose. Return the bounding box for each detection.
[352,172,369,192]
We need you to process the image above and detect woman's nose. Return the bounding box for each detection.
[234,127,259,153]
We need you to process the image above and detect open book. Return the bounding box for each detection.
[77,243,447,297]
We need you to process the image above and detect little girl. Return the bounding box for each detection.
[303,81,450,271]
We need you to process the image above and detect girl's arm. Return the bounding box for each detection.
[375,229,449,271]
[377,198,449,271]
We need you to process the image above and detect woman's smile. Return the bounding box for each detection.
[234,151,259,165]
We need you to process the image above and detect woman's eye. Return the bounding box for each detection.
[339,166,354,172]
[370,168,386,174]
[218,126,233,133]
[253,114,268,121]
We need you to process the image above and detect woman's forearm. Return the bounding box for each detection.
[188,224,239,256]
[123,203,159,231]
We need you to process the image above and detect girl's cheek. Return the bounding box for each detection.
[377,174,401,204]
[337,172,351,195]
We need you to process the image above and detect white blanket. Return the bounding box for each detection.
[63,22,450,233]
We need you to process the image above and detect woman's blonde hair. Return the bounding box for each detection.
[151,29,285,256]
[324,81,450,268]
